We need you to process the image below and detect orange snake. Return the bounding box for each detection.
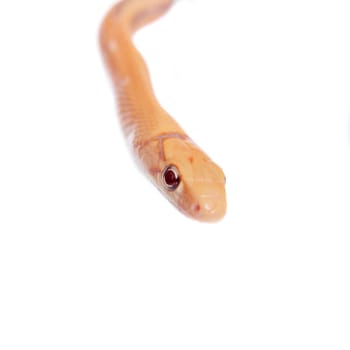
[99,0,226,222]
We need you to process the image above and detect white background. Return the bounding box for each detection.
[1,0,350,349]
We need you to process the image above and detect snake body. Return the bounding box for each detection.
[100,0,226,222]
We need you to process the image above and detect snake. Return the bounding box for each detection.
[99,0,226,222]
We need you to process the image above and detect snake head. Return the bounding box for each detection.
[147,136,227,222]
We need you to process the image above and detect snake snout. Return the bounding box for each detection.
[191,194,226,222]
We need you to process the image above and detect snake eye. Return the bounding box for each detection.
[162,165,181,191]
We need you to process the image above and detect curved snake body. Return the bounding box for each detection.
[100,0,226,222]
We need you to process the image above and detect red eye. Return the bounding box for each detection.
[162,165,181,191]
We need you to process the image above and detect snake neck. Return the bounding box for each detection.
[99,0,181,145]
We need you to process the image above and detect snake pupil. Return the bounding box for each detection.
[162,165,180,191]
